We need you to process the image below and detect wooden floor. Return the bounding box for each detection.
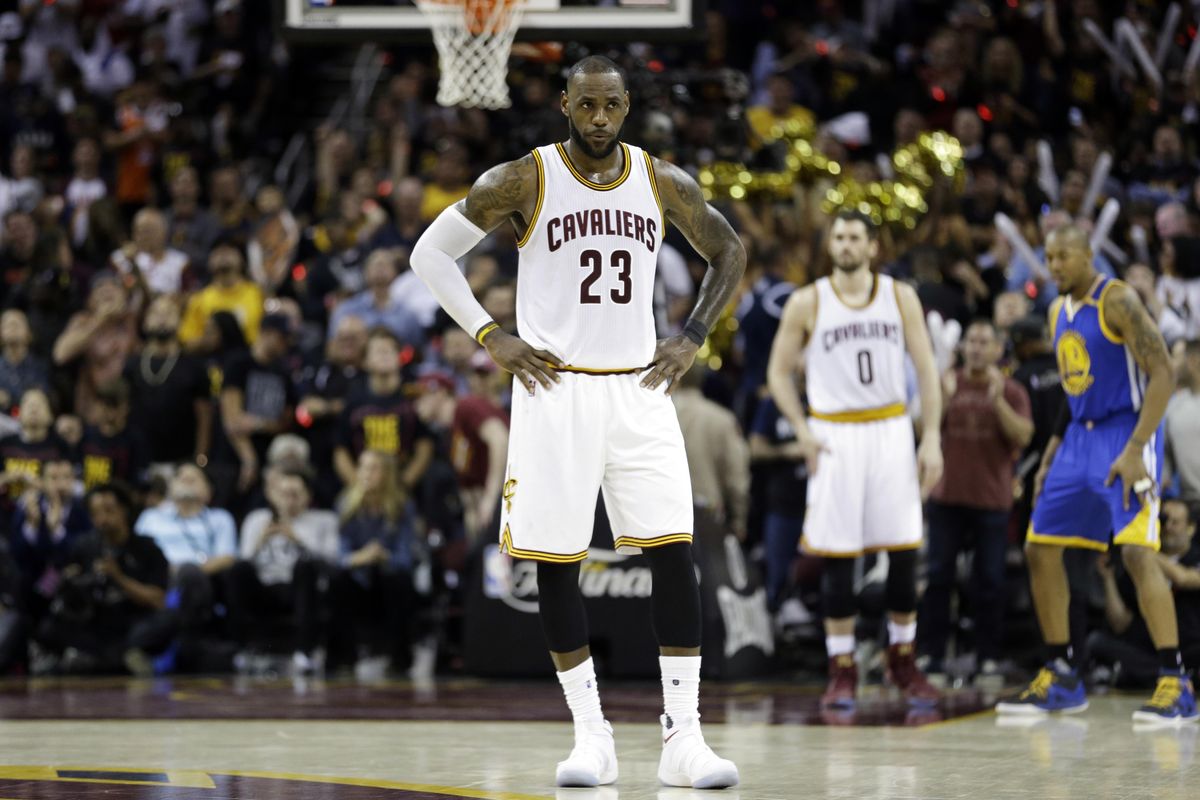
[0,677,1194,799]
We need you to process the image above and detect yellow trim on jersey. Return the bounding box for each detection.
[828,273,879,310]
[799,536,862,558]
[516,149,545,248]
[500,524,589,563]
[1026,530,1109,552]
[643,151,665,229]
[865,541,922,554]
[555,142,632,191]
[1114,501,1161,551]
[558,364,644,375]
[614,533,693,550]
[1048,296,1064,341]
[1096,279,1125,344]
[809,402,906,423]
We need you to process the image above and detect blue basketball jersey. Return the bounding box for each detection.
[1051,276,1145,422]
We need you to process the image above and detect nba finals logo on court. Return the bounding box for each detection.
[1056,330,1094,396]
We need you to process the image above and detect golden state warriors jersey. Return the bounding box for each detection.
[515,142,664,370]
[1051,276,1146,421]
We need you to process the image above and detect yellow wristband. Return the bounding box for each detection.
[475,322,499,345]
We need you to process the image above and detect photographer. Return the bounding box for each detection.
[35,483,168,674]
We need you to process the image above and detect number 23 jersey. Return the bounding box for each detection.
[516,142,664,370]
[804,274,907,417]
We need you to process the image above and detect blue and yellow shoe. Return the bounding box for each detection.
[1132,674,1200,726]
[995,665,1088,715]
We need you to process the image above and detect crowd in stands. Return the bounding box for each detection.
[0,0,1197,685]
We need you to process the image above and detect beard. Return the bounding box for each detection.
[568,116,620,160]
[832,253,867,272]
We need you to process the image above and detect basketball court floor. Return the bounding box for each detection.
[0,676,1193,799]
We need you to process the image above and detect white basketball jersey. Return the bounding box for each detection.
[805,274,908,415]
[516,142,664,369]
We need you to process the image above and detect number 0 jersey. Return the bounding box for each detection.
[515,142,664,370]
[804,274,908,420]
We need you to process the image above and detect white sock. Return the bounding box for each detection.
[888,620,917,645]
[660,655,701,727]
[557,658,604,726]
[826,634,855,657]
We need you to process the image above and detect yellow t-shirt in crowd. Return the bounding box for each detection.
[178,281,265,345]
[420,184,470,222]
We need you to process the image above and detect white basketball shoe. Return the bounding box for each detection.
[657,714,739,789]
[555,719,618,787]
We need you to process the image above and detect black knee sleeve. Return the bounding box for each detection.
[643,543,702,649]
[536,561,589,653]
[821,556,857,619]
[886,549,919,614]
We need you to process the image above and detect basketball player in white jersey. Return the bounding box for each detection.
[767,211,944,710]
[409,56,744,789]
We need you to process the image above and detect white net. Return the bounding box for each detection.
[415,0,526,110]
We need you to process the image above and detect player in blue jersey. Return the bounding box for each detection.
[996,226,1197,724]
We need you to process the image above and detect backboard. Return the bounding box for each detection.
[281,0,705,43]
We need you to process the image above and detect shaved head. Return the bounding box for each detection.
[1044,224,1095,297]
[1047,224,1089,252]
[565,55,626,93]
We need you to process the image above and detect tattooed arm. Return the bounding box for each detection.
[456,155,539,234]
[640,158,747,393]
[1100,283,1176,506]
[412,155,562,395]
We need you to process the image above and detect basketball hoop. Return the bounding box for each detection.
[416,0,526,110]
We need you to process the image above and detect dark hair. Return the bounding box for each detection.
[1163,497,1197,526]
[833,210,878,239]
[1170,236,1200,280]
[966,317,998,335]
[210,237,246,261]
[367,326,403,350]
[566,55,627,91]
[1185,338,1200,358]
[86,481,138,520]
[210,310,248,355]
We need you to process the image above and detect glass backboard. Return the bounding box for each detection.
[281,0,703,42]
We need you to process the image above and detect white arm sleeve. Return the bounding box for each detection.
[409,206,493,339]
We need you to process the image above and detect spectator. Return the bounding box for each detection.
[219,313,297,496]
[110,207,190,296]
[230,469,339,673]
[103,74,168,216]
[35,482,167,674]
[9,458,89,619]
[919,319,1032,678]
[247,185,299,293]
[749,391,807,613]
[334,450,418,674]
[165,166,221,271]
[0,388,70,509]
[52,272,139,425]
[1089,499,1200,688]
[297,315,367,509]
[1010,314,1065,533]
[414,371,508,542]
[328,248,424,348]
[419,141,471,223]
[126,295,214,469]
[747,71,816,150]
[79,379,148,491]
[334,329,434,492]
[178,240,264,348]
[672,364,750,540]
[63,137,107,250]
[1155,201,1191,241]
[0,309,48,414]
[1167,339,1200,504]
[128,464,238,675]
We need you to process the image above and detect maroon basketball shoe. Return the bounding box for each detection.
[886,643,941,706]
[822,654,858,709]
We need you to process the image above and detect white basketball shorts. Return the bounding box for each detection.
[801,414,923,557]
[498,370,694,562]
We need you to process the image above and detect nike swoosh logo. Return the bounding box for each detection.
[664,731,680,744]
